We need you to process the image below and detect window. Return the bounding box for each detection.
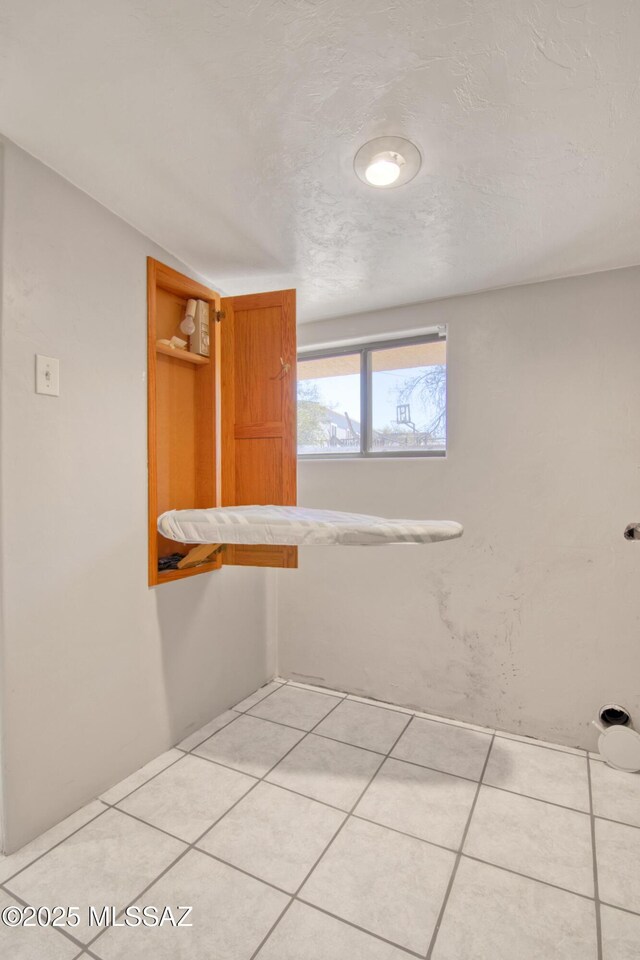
[297,334,446,457]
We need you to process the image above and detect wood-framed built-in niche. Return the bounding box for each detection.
[147,258,298,586]
[147,258,222,585]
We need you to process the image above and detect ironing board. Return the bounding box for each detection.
[158,505,463,547]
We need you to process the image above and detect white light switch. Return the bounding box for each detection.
[36,355,60,396]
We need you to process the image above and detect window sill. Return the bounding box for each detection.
[298,450,446,461]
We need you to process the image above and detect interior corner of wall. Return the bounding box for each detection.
[265,568,279,679]
[0,134,6,854]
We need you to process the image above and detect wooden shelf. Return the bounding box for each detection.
[156,341,209,365]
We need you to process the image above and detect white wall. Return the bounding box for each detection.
[279,268,640,750]
[0,140,273,852]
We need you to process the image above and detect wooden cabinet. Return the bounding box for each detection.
[147,259,297,585]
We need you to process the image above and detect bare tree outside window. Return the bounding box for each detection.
[370,341,446,452]
[393,363,446,440]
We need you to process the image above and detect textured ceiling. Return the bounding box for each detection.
[1,0,639,322]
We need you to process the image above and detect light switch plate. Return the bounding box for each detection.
[36,355,60,396]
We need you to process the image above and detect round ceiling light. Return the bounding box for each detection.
[354,136,421,189]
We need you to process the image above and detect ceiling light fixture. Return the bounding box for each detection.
[354,136,421,189]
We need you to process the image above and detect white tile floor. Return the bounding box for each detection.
[0,679,639,958]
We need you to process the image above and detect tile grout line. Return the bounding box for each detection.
[230,709,582,776]
[249,709,415,959]
[84,688,348,953]
[175,677,328,754]
[2,678,586,880]
[202,728,611,827]
[234,715,400,754]
[596,899,640,919]
[465,781,592,817]
[458,852,600,905]
[242,694,351,960]
[3,689,631,960]
[188,716,611,826]
[586,754,603,960]
[0,682,608,957]
[95,680,289,809]
[184,753,346,812]
[185,696,599,811]
[248,898,297,960]
[0,806,110,887]
[3,704,293,954]
[425,732,496,960]
[296,897,425,960]
[294,711,414,897]
[93,744,640,946]
[10,699,610,898]
[82,794,260,949]
[98,750,187,807]
[179,677,287,750]
[277,679,589,757]
[253,696,588,759]
[89,680,284,808]
[103,778,628,916]
[230,679,289,714]
[175,710,243,752]
[0,881,102,957]
[3,866,411,960]
[153,683,596,853]
[106,679,591,830]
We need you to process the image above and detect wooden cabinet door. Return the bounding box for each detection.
[220,289,297,568]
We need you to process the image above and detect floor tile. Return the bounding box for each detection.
[496,731,585,756]
[431,857,597,959]
[595,818,640,912]
[266,735,382,810]
[600,904,640,960]
[355,757,476,849]
[99,750,183,805]
[256,901,412,960]
[92,849,288,960]
[313,699,410,754]
[300,818,455,954]
[590,761,640,827]
[0,801,105,884]
[117,755,255,842]
[0,889,81,960]
[5,809,186,943]
[176,710,238,751]
[198,781,345,892]
[233,681,284,713]
[248,685,341,730]
[392,717,492,780]
[484,737,590,810]
[464,786,594,896]
[194,715,304,777]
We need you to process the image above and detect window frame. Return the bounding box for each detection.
[297,332,447,460]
